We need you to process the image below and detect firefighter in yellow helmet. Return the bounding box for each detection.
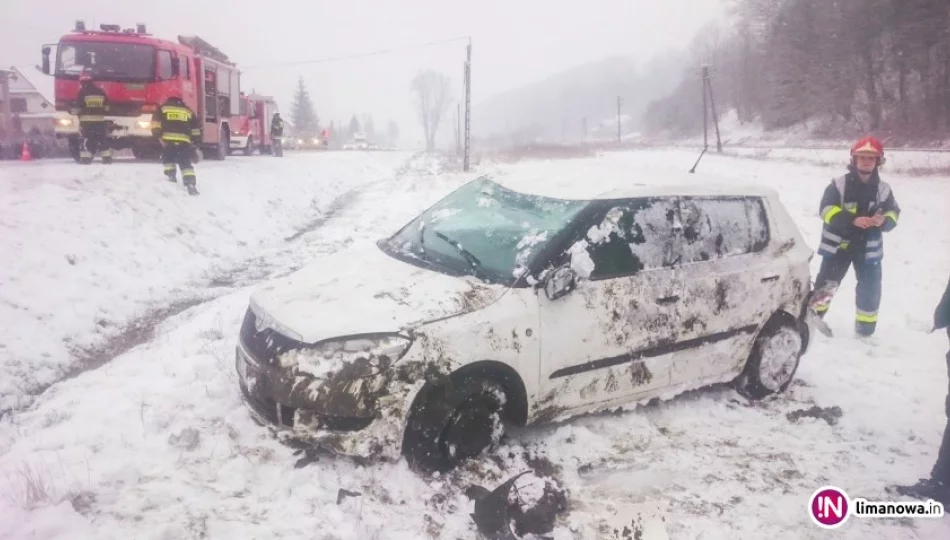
[151,93,201,195]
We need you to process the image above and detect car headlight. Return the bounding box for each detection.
[136,120,151,129]
[297,139,303,144]
[279,334,413,380]
[58,118,73,126]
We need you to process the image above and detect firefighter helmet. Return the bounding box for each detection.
[850,136,886,167]
[79,72,92,84]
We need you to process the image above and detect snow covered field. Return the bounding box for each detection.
[1,149,949,539]
[0,151,409,413]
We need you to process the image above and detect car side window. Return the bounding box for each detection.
[676,196,770,263]
[571,197,678,280]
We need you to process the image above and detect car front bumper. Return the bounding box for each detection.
[235,343,405,460]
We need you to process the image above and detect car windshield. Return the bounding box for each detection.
[56,41,156,81]
[384,177,587,285]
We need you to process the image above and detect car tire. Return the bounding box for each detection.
[735,318,803,400]
[402,377,506,474]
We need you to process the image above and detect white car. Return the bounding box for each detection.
[235,172,815,473]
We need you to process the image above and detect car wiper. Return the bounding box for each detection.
[418,219,427,260]
[432,231,490,280]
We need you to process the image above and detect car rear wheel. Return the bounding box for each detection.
[402,378,506,474]
[735,319,803,400]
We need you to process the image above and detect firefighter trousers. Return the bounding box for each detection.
[162,142,196,186]
[812,246,882,335]
[79,123,113,163]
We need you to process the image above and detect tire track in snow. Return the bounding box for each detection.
[0,155,430,420]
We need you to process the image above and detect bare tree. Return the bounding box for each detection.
[411,70,452,152]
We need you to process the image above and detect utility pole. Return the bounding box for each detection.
[616,96,622,143]
[702,66,709,150]
[455,104,461,156]
[463,39,472,172]
[701,65,723,153]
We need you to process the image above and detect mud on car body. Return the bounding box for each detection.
[235,173,816,473]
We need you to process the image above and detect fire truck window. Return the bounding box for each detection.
[157,51,174,80]
[218,73,230,95]
[183,58,191,80]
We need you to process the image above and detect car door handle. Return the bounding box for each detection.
[656,295,680,305]
[761,275,780,283]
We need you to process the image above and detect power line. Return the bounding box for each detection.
[243,36,470,69]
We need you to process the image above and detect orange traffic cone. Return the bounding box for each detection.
[20,141,32,161]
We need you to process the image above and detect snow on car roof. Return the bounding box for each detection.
[489,159,778,202]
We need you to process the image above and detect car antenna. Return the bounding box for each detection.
[688,146,707,174]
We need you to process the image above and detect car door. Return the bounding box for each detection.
[671,195,781,382]
[536,197,684,415]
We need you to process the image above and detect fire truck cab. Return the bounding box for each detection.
[230,93,279,155]
[42,21,240,162]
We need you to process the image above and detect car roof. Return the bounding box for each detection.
[489,167,779,202]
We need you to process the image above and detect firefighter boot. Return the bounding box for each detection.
[101,147,113,165]
[163,163,177,183]
[893,478,950,507]
[186,184,199,196]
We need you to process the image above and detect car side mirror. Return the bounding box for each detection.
[41,46,51,74]
[543,266,577,301]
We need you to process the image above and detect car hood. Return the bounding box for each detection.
[249,242,508,344]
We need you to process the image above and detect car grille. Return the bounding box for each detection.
[239,307,306,366]
[108,102,152,117]
[241,382,297,428]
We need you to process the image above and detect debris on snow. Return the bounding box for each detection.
[786,405,844,426]
[336,488,361,505]
[167,427,201,451]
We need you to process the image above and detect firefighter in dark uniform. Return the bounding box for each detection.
[71,73,113,164]
[894,276,950,505]
[270,113,284,157]
[809,137,901,336]
[151,94,201,196]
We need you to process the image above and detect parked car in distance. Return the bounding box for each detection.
[235,171,815,473]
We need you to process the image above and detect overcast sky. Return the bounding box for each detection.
[1,0,726,147]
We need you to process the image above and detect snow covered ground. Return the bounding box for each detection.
[0,151,408,413]
[1,149,949,539]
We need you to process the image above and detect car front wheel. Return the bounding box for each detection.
[735,319,803,400]
[402,378,506,474]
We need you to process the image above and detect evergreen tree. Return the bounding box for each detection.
[348,115,361,138]
[290,77,319,136]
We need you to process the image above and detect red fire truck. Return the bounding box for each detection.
[42,21,240,161]
[229,93,279,155]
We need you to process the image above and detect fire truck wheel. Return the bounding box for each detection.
[68,136,81,163]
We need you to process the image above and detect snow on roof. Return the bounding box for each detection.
[11,66,56,105]
[490,158,778,201]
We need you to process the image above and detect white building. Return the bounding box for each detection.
[2,66,57,135]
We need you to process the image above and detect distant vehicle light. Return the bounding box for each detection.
[58,118,72,126]
[136,120,151,129]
